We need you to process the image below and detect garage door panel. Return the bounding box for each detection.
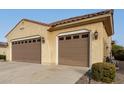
[60,56,88,61]
[59,33,89,67]
[59,41,88,48]
[59,48,88,55]
[59,53,85,56]
[59,47,88,51]
[12,37,41,64]
[59,58,88,67]
[59,51,86,56]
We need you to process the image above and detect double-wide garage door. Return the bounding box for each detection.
[12,37,41,64]
[58,32,89,67]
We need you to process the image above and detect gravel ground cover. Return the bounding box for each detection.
[76,61,124,84]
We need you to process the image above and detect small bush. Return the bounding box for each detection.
[92,62,116,83]
[114,49,124,61]
[0,55,6,61]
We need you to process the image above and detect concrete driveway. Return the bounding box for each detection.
[0,62,87,84]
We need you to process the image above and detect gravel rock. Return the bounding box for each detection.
[76,61,124,84]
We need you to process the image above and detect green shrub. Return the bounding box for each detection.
[0,55,6,61]
[112,44,124,61]
[92,62,116,83]
[112,44,123,54]
[114,49,124,60]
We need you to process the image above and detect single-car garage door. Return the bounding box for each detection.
[58,32,89,67]
[12,37,41,64]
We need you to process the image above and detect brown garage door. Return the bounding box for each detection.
[58,32,89,67]
[12,37,41,64]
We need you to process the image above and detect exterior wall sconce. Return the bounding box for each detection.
[94,31,98,40]
[42,37,45,43]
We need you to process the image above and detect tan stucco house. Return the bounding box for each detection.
[5,10,114,67]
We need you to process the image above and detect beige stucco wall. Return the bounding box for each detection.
[102,23,112,60]
[0,47,7,55]
[49,22,109,65]
[6,21,51,64]
[6,20,112,66]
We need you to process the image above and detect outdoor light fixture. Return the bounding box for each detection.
[42,37,45,43]
[94,31,98,40]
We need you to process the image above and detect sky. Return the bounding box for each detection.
[0,9,124,46]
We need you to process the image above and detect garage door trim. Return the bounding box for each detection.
[56,30,91,67]
[10,35,41,42]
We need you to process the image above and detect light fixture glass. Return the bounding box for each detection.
[42,37,45,43]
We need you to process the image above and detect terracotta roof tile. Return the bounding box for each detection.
[50,9,113,27]
[5,10,113,37]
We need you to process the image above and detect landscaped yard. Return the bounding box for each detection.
[76,61,124,84]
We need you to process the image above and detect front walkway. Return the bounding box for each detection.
[0,62,87,84]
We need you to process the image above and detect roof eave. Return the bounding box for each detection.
[5,19,50,37]
[48,14,114,36]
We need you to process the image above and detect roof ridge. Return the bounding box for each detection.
[22,18,50,26]
[13,9,113,27]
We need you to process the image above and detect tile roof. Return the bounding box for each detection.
[5,9,113,37]
[50,9,113,27]
[23,10,113,27]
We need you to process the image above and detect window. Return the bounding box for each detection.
[25,41,27,43]
[33,39,36,43]
[29,40,31,43]
[21,41,24,44]
[15,42,17,44]
[37,39,41,42]
[18,41,20,44]
[82,34,88,38]
[12,42,14,45]
[73,35,79,39]
[59,37,64,40]
[66,36,71,40]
